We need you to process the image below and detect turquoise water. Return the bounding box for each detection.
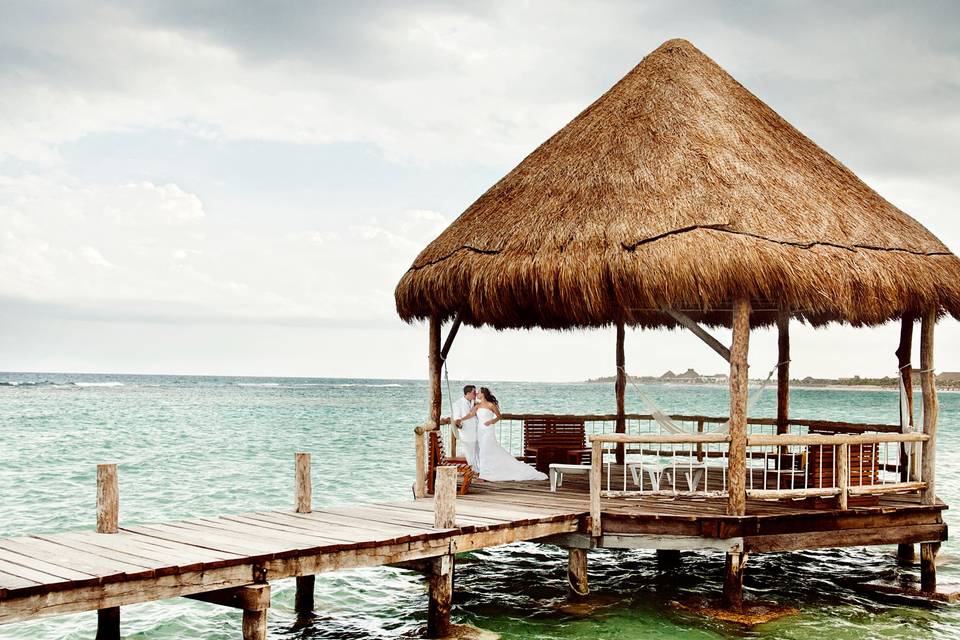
[1,373,958,639]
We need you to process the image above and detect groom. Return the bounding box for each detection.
[452,384,479,472]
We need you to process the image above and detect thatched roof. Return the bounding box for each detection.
[396,39,960,330]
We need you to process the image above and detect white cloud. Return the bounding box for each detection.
[0,174,452,325]
[0,2,957,377]
[77,246,114,268]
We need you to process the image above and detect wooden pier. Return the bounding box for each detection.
[0,446,948,639]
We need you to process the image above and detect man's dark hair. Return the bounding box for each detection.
[463,385,476,395]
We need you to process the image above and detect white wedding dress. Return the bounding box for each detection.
[476,407,548,481]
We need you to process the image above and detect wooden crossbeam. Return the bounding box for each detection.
[661,308,731,362]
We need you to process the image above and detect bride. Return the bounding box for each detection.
[464,387,548,482]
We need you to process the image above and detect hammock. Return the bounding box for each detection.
[623,362,781,435]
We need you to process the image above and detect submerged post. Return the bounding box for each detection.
[727,298,751,517]
[776,304,790,435]
[294,453,315,615]
[921,542,939,592]
[241,585,270,640]
[723,550,747,610]
[428,466,457,638]
[96,464,120,640]
[568,549,589,599]
[920,309,939,506]
[615,321,626,464]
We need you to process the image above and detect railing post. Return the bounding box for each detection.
[434,466,457,529]
[590,440,602,537]
[96,464,120,640]
[414,426,427,499]
[295,453,312,513]
[428,466,457,638]
[615,321,626,464]
[837,443,848,510]
[696,419,704,462]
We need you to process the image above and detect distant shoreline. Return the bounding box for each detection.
[585,376,960,393]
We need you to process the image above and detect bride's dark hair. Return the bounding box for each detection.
[479,386,498,406]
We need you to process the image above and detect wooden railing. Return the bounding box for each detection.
[587,432,928,536]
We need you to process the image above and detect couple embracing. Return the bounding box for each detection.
[452,385,547,482]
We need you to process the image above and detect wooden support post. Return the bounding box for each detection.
[568,548,589,599]
[97,464,119,534]
[428,465,456,637]
[722,551,747,610]
[414,427,427,499]
[656,549,681,570]
[590,440,602,537]
[187,584,271,640]
[294,452,314,614]
[428,315,444,470]
[896,314,916,481]
[615,321,626,464]
[295,452,311,513]
[434,466,457,529]
[294,575,315,616]
[776,304,790,435]
[96,609,119,640]
[427,554,453,638]
[921,542,939,592]
[920,309,939,506]
[896,314,917,564]
[837,443,849,510]
[96,463,120,640]
[429,316,443,430]
[727,298,751,517]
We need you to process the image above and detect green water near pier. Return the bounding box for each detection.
[1,373,958,639]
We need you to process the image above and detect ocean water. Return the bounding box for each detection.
[0,372,958,639]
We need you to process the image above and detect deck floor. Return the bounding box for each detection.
[0,472,947,626]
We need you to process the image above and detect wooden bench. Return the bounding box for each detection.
[523,417,590,473]
[427,430,474,495]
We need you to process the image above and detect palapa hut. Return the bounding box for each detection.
[396,39,959,606]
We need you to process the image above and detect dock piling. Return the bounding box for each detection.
[656,549,681,570]
[567,548,589,599]
[294,453,315,615]
[428,466,457,637]
[722,550,747,610]
[240,585,270,640]
[921,542,939,592]
[95,463,120,640]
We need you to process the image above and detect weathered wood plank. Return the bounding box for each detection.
[0,538,149,580]
[744,524,947,553]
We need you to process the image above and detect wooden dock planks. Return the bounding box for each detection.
[0,479,946,626]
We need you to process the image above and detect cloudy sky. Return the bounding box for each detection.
[1,1,958,381]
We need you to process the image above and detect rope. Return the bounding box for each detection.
[443,361,455,422]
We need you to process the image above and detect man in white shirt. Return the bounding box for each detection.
[452,385,479,472]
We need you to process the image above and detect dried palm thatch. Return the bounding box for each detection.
[395,39,960,330]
